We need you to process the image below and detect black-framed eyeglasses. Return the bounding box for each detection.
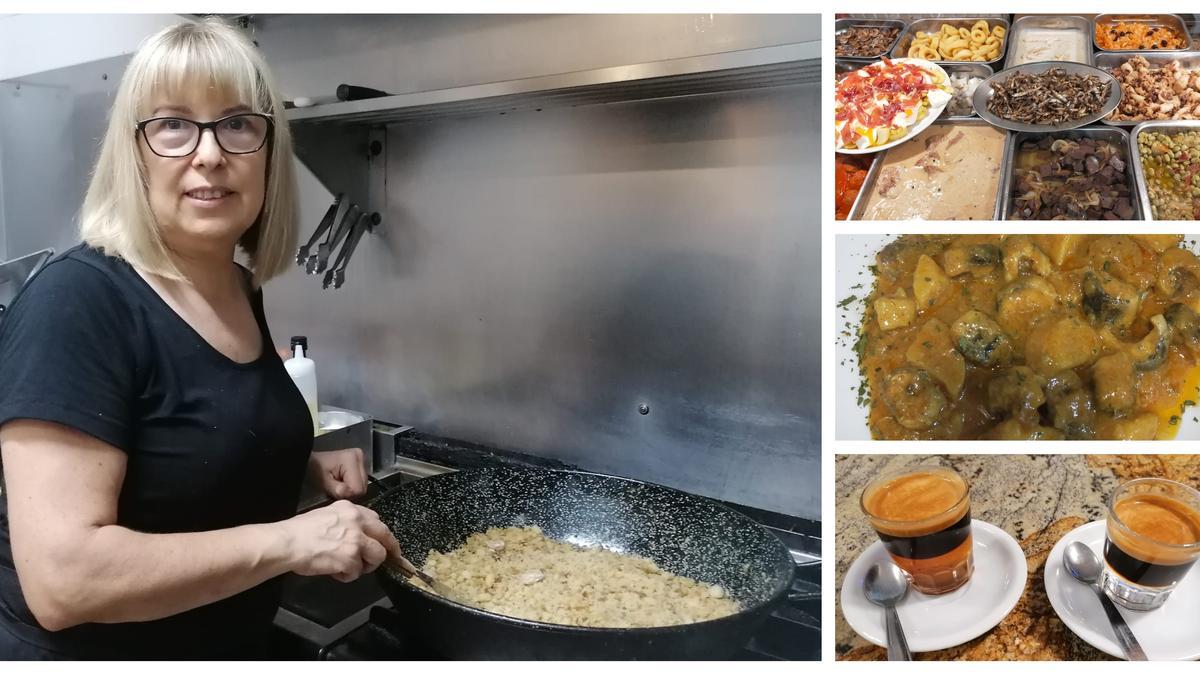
[135,113,274,157]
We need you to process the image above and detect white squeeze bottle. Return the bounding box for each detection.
[285,335,319,434]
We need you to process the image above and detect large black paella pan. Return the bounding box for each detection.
[368,466,796,660]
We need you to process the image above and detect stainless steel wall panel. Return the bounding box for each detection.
[266,83,821,518]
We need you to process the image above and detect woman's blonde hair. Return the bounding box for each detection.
[80,17,296,287]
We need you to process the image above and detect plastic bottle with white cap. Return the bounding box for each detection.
[285,336,319,434]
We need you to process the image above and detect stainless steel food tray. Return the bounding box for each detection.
[1004,15,1093,69]
[1129,120,1200,221]
[891,17,1011,68]
[834,60,860,79]
[997,126,1143,220]
[836,153,879,222]
[972,61,1123,133]
[1093,14,1190,54]
[1095,51,1200,126]
[847,119,1010,221]
[835,19,906,62]
[941,63,993,120]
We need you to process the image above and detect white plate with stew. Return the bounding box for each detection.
[834,233,1200,441]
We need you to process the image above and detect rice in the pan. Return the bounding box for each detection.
[414,525,739,628]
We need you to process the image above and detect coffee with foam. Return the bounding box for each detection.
[861,466,973,595]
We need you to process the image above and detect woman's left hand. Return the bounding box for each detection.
[307,447,369,500]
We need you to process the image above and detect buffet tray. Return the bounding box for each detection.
[941,62,993,120]
[972,61,1123,133]
[847,119,1010,221]
[891,17,1010,69]
[1130,120,1200,221]
[1095,51,1200,126]
[1004,15,1093,69]
[834,18,906,63]
[1093,14,1190,54]
[836,153,879,222]
[997,125,1143,220]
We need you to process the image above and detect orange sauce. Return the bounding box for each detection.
[858,235,1200,440]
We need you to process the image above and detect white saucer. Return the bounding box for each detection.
[841,519,1027,652]
[1045,520,1200,661]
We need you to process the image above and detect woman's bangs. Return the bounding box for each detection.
[135,32,268,119]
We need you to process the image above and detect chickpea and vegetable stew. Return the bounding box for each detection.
[855,234,1200,440]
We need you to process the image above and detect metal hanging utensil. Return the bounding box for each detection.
[296,194,343,267]
[323,211,374,289]
[310,204,361,275]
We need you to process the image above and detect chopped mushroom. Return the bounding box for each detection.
[1165,303,1200,355]
[986,366,1046,426]
[943,244,1002,278]
[1003,235,1053,281]
[1127,314,1172,371]
[1044,370,1097,439]
[1156,247,1200,297]
[1081,269,1140,330]
[905,319,966,398]
[952,310,1014,366]
[997,276,1060,338]
[882,366,948,430]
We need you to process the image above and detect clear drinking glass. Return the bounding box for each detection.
[860,465,973,595]
[1101,478,1200,611]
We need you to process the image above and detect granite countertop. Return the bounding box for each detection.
[835,454,1200,661]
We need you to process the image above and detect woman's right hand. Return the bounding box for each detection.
[280,501,402,582]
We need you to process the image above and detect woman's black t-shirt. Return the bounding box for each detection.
[0,244,313,658]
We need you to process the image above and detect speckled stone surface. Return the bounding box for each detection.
[835,454,1200,661]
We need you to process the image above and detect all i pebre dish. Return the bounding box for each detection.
[846,234,1200,440]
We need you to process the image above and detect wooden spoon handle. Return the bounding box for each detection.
[385,553,420,579]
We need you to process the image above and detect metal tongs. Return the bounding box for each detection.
[296,192,379,288]
[296,193,342,270]
[322,210,372,289]
[315,204,362,276]
[296,195,362,276]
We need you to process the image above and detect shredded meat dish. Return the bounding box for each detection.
[857,235,1200,440]
[415,526,739,628]
[987,68,1110,126]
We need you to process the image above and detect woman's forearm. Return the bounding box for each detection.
[29,521,296,630]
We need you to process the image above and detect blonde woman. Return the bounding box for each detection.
[0,19,400,658]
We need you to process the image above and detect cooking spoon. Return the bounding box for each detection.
[864,561,912,660]
[384,554,452,596]
[1063,541,1148,661]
